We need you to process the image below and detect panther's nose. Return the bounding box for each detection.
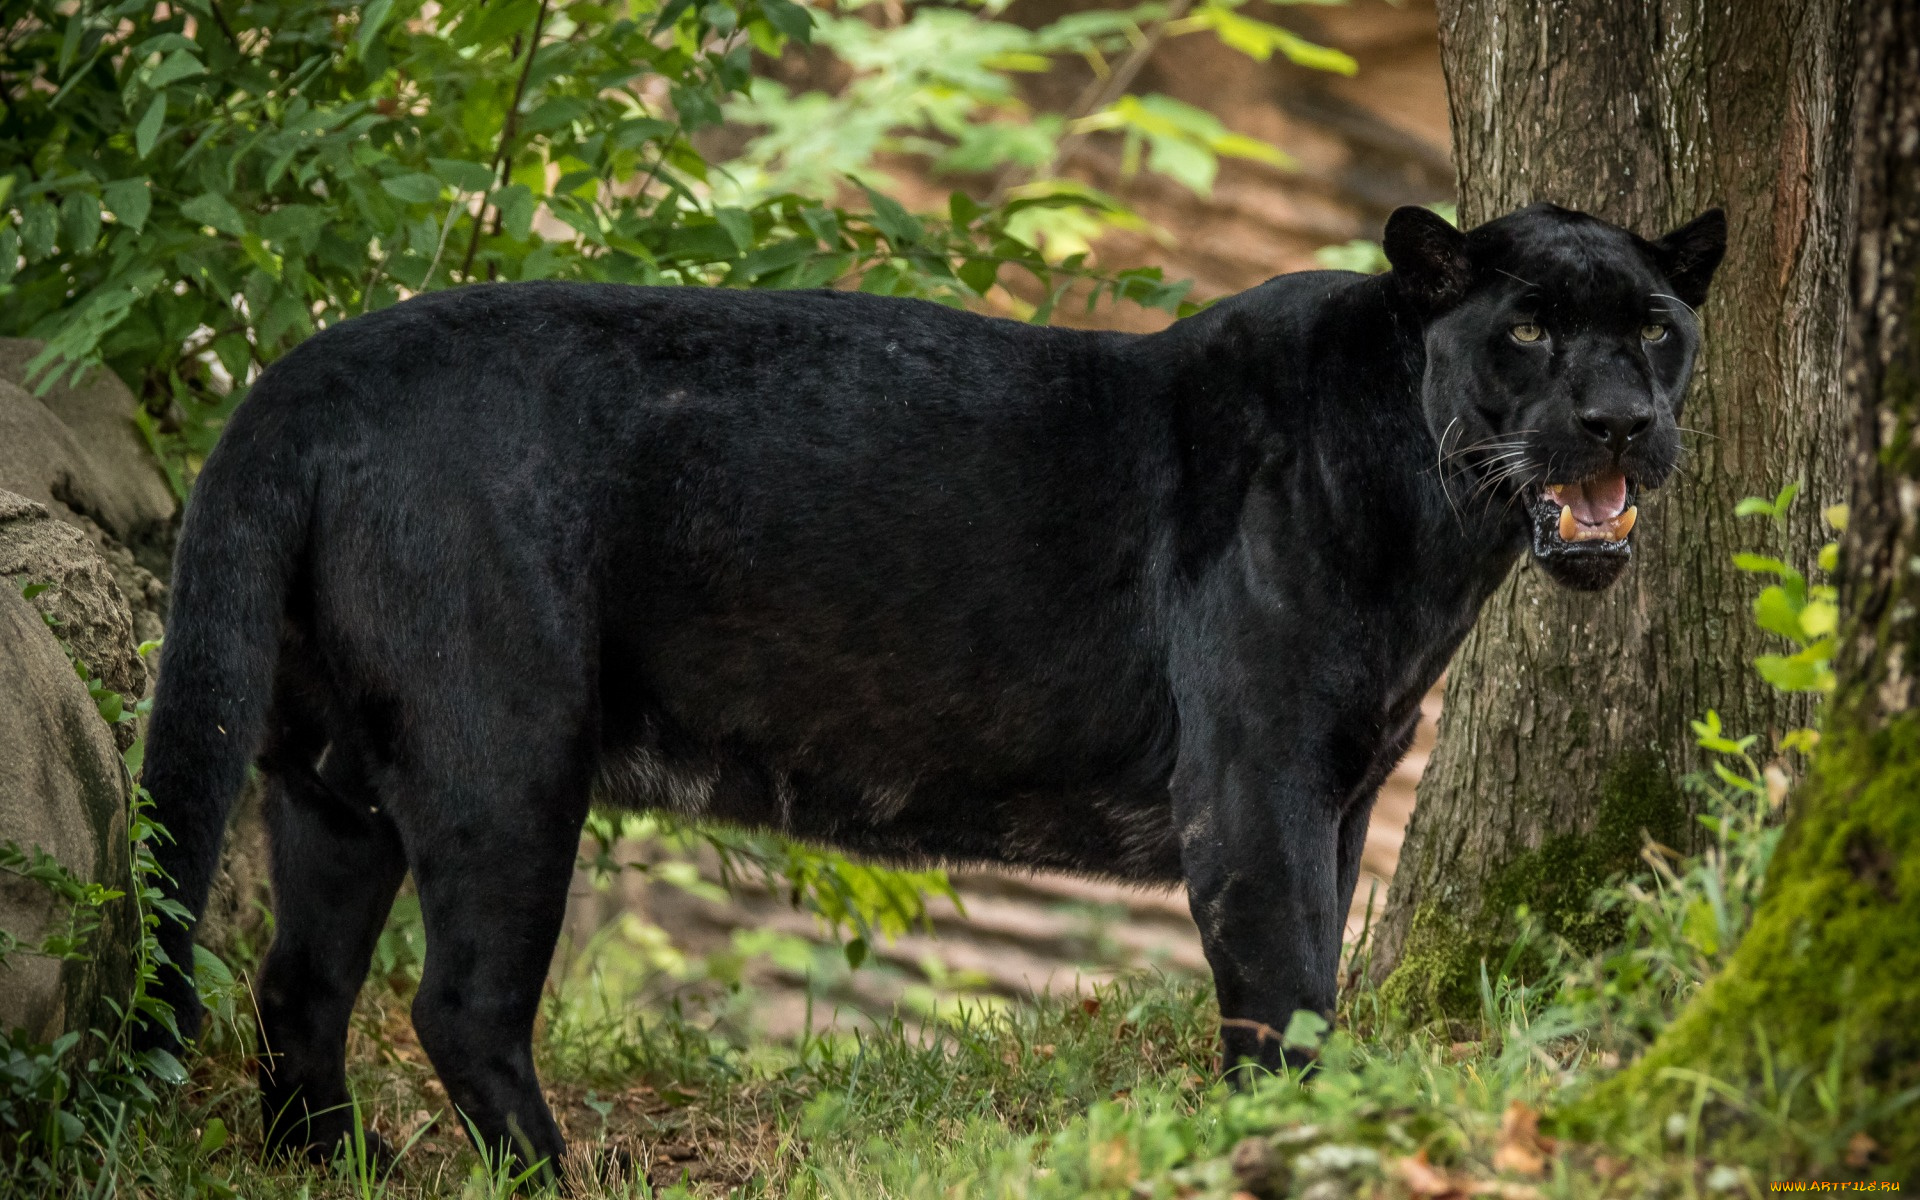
[1577,406,1652,452]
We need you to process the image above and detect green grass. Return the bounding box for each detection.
[7,964,1845,1200]
[6,720,1908,1197]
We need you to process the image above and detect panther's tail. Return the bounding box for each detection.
[138,392,313,1054]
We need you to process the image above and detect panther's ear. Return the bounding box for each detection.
[1650,208,1727,310]
[1383,206,1470,313]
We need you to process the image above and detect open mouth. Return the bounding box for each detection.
[1530,470,1638,556]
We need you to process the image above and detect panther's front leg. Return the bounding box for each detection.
[1171,697,1353,1078]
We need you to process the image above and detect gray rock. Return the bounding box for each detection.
[0,492,147,718]
[0,340,176,571]
[0,346,174,653]
[0,582,134,1045]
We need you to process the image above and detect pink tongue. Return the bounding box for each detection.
[1568,472,1629,525]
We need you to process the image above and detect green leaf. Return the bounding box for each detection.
[1270,25,1357,75]
[135,94,168,159]
[1752,586,1805,642]
[259,205,330,244]
[211,333,253,381]
[22,200,57,260]
[1754,653,1828,693]
[861,186,922,248]
[147,48,206,90]
[103,178,152,233]
[495,184,537,240]
[1731,553,1790,576]
[523,97,591,135]
[1281,1009,1329,1051]
[732,237,812,283]
[1145,135,1214,194]
[1799,597,1839,638]
[60,193,102,253]
[139,1047,188,1085]
[759,0,815,43]
[714,206,755,253]
[429,158,499,193]
[958,256,999,296]
[180,192,247,236]
[358,0,397,55]
[380,173,445,205]
[198,1117,229,1154]
[843,936,868,969]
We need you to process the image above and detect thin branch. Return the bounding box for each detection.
[459,0,553,281]
[985,0,1195,206]
[205,0,241,49]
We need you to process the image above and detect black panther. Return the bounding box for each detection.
[138,201,1724,1176]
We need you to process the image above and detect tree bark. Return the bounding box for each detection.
[1599,5,1920,1168]
[1372,0,1858,1016]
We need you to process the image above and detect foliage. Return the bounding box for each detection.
[579,810,960,973]
[722,0,1352,255]
[0,586,232,1192]
[0,0,1210,494]
[1542,710,1790,1060]
[1731,482,1846,694]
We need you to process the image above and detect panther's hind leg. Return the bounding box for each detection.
[392,738,594,1185]
[255,741,409,1164]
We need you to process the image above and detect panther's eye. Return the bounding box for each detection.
[1641,323,1669,343]
[1511,323,1544,344]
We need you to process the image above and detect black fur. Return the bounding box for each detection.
[138,201,1723,1176]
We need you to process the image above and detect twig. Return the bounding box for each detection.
[422,192,469,289]
[206,0,241,49]
[985,0,1194,205]
[459,0,553,281]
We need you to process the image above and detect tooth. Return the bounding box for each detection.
[1607,505,1638,541]
[1559,505,1577,541]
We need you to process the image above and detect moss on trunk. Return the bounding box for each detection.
[1582,708,1920,1166]
[1379,750,1685,1019]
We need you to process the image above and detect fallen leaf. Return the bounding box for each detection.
[1491,1101,1548,1177]
[1398,1150,1467,1198]
[1449,1041,1479,1061]
[1845,1131,1879,1168]
[1081,997,1102,1016]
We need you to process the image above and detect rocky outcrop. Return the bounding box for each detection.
[0,341,176,568]
[0,348,267,1042]
[0,503,135,1045]
[0,342,174,664]
[0,494,146,732]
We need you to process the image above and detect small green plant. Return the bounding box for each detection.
[1731,481,1845,694]
[0,584,191,1190]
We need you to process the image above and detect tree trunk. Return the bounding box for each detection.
[1371,0,1860,1016]
[1599,6,1920,1168]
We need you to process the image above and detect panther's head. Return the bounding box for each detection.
[1384,202,1727,591]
